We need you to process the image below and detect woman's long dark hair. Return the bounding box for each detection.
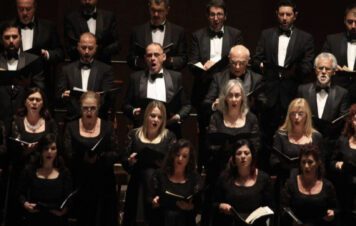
[17,87,52,120]
[221,139,257,183]
[162,139,197,177]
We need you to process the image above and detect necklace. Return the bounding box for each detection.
[24,117,44,132]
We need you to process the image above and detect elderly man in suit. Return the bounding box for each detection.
[0,22,44,131]
[127,0,187,71]
[56,32,114,121]
[323,3,356,103]
[124,42,191,137]
[64,0,120,64]
[252,0,315,150]
[297,52,349,138]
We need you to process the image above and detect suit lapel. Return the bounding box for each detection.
[321,87,336,120]
[309,84,319,118]
[202,28,211,63]
[0,55,7,69]
[144,23,153,46]
[284,29,297,68]
[73,62,83,88]
[271,28,279,65]
[340,33,348,67]
[164,69,174,102]
[221,28,230,57]
[95,10,104,40]
[79,14,90,33]
[32,20,40,49]
[17,52,26,70]
[87,61,98,90]
[139,73,149,99]
[163,22,172,47]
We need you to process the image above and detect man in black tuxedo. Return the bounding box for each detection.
[56,32,114,121]
[252,0,315,148]
[297,52,349,139]
[124,42,191,137]
[204,45,265,114]
[15,0,64,106]
[127,0,187,71]
[64,0,120,64]
[189,0,243,173]
[0,22,44,131]
[323,3,356,103]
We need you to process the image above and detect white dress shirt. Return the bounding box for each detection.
[316,89,328,118]
[147,69,166,102]
[21,27,34,51]
[151,25,165,46]
[81,68,91,91]
[278,34,291,67]
[209,27,224,62]
[347,42,356,70]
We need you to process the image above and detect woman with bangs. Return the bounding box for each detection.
[122,100,176,226]
[271,98,323,182]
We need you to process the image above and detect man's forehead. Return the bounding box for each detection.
[146,46,163,53]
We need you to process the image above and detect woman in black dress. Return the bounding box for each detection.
[122,101,176,226]
[330,103,356,225]
[271,98,323,184]
[18,133,72,226]
[281,144,337,226]
[64,91,119,226]
[213,139,273,226]
[149,139,203,226]
[11,87,58,166]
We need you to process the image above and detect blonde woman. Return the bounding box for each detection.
[122,100,176,226]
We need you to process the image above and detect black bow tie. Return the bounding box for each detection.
[279,28,292,37]
[150,24,164,31]
[315,85,329,93]
[83,12,97,20]
[79,61,92,69]
[150,73,163,80]
[18,22,34,29]
[5,51,19,60]
[347,31,356,43]
[209,30,224,38]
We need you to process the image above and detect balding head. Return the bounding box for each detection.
[77,32,97,63]
[228,45,250,77]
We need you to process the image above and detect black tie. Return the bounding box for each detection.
[79,61,92,69]
[151,73,163,81]
[150,24,164,31]
[209,30,223,38]
[83,12,97,20]
[279,28,291,37]
[19,22,34,29]
[6,51,19,60]
[315,85,329,93]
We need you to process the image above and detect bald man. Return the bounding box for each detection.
[204,45,265,113]
[56,32,114,121]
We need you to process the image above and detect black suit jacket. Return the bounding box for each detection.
[203,68,265,111]
[127,21,187,71]
[252,27,315,108]
[322,32,350,69]
[0,52,44,130]
[64,9,120,63]
[189,25,243,73]
[13,18,64,63]
[56,60,114,120]
[297,83,349,122]
[123,69,191,123]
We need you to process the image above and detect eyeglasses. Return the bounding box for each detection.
[346,19,356,25]
[209,12,225,18]
[290,111,306,117]
[81,106,97,112]
[27,97,42,102]
[316,66,333,72]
